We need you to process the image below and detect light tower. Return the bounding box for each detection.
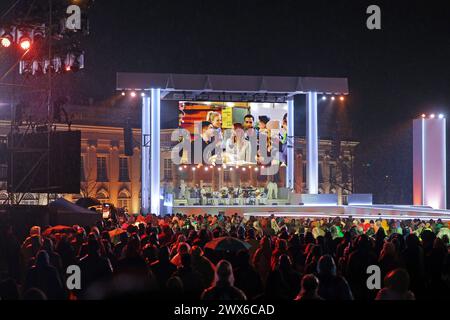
[413,114,447,209]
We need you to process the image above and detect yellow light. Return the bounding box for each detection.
[339,96,345,101]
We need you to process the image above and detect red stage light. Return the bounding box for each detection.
[1,37,11,48]
[19,38,31,50]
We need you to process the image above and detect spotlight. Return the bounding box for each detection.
[19,37,31,50]
[230,167,233,171]
[421,114,426,118]
[242,168,246,172]
[254,167,259,172]
[178,167,183,171]
[192,167,196,171]
[218,167,221,171]
[322,96,327,101]
[121,92,126,96]
[438,114,444,119]
[430,114,435,119]
[1,36,12,48]
[183,165,187,169]
[141,92,145,97]
[205,167,209,171]
[331,96,336,101]
[339,96,345,101]
[130,91,137,98]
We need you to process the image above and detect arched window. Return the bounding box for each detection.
[96,188,109,204]
[118,189,131,209]
[0,191,8,201]
[22,193,38,205]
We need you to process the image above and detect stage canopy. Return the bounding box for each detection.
[116,73,349,102]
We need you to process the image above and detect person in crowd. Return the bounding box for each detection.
[25,250,65,300]
[201,260,246,300]
[295,274,323,300]
[233,250,263,300]
[172,253,205,300]
[115,236,149,278]
[271,238,288,270]
[78,239,113,296]
[317,255,353,300]
[253,236,272,284]
[345,234,378,300]
[375,268,415,300]
[190,246,215,288]
[151,246,177,290]
[255,269,289,300]
[401,234,426,298]
[378,241,401,280]
[276,254,301,299]
[170,242,191,267]
[41,237,64,279]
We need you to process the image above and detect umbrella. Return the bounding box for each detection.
[75,197,101,208]
[43,225,74,236]
[204,236,251,252]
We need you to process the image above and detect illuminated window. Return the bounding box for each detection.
[97,157,108,182]
[118,189,131,209]
[96,189,109,204]
[163,159,172,180]
[119,157,130,182]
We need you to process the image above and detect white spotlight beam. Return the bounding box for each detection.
[307,92,319,194]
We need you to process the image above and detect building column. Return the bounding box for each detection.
[141,96,151,214]
[286,98,294,189]
[306,92,319,194]
[150,88,161,215]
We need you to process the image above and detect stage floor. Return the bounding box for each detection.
[171,204,450,221]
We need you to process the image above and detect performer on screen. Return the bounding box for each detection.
[280,113,288,165]
[225,123,251,162]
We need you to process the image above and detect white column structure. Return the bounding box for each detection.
[286,98,294,189]
[141,96,151,214]
[306,92,319,194]
[150,88,161,215]
[413,117,447,209]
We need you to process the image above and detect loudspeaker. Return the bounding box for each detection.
[123,125,133,156]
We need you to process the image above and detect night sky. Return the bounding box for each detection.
[1,0,449,204]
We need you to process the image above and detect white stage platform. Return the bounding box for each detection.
[171,204,450,221]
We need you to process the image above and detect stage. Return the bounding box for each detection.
[171,204,450,221]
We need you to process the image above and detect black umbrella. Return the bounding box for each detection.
[75,197,101,208]
[204,236,251,252]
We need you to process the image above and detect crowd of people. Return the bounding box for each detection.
[0,212,449,300]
